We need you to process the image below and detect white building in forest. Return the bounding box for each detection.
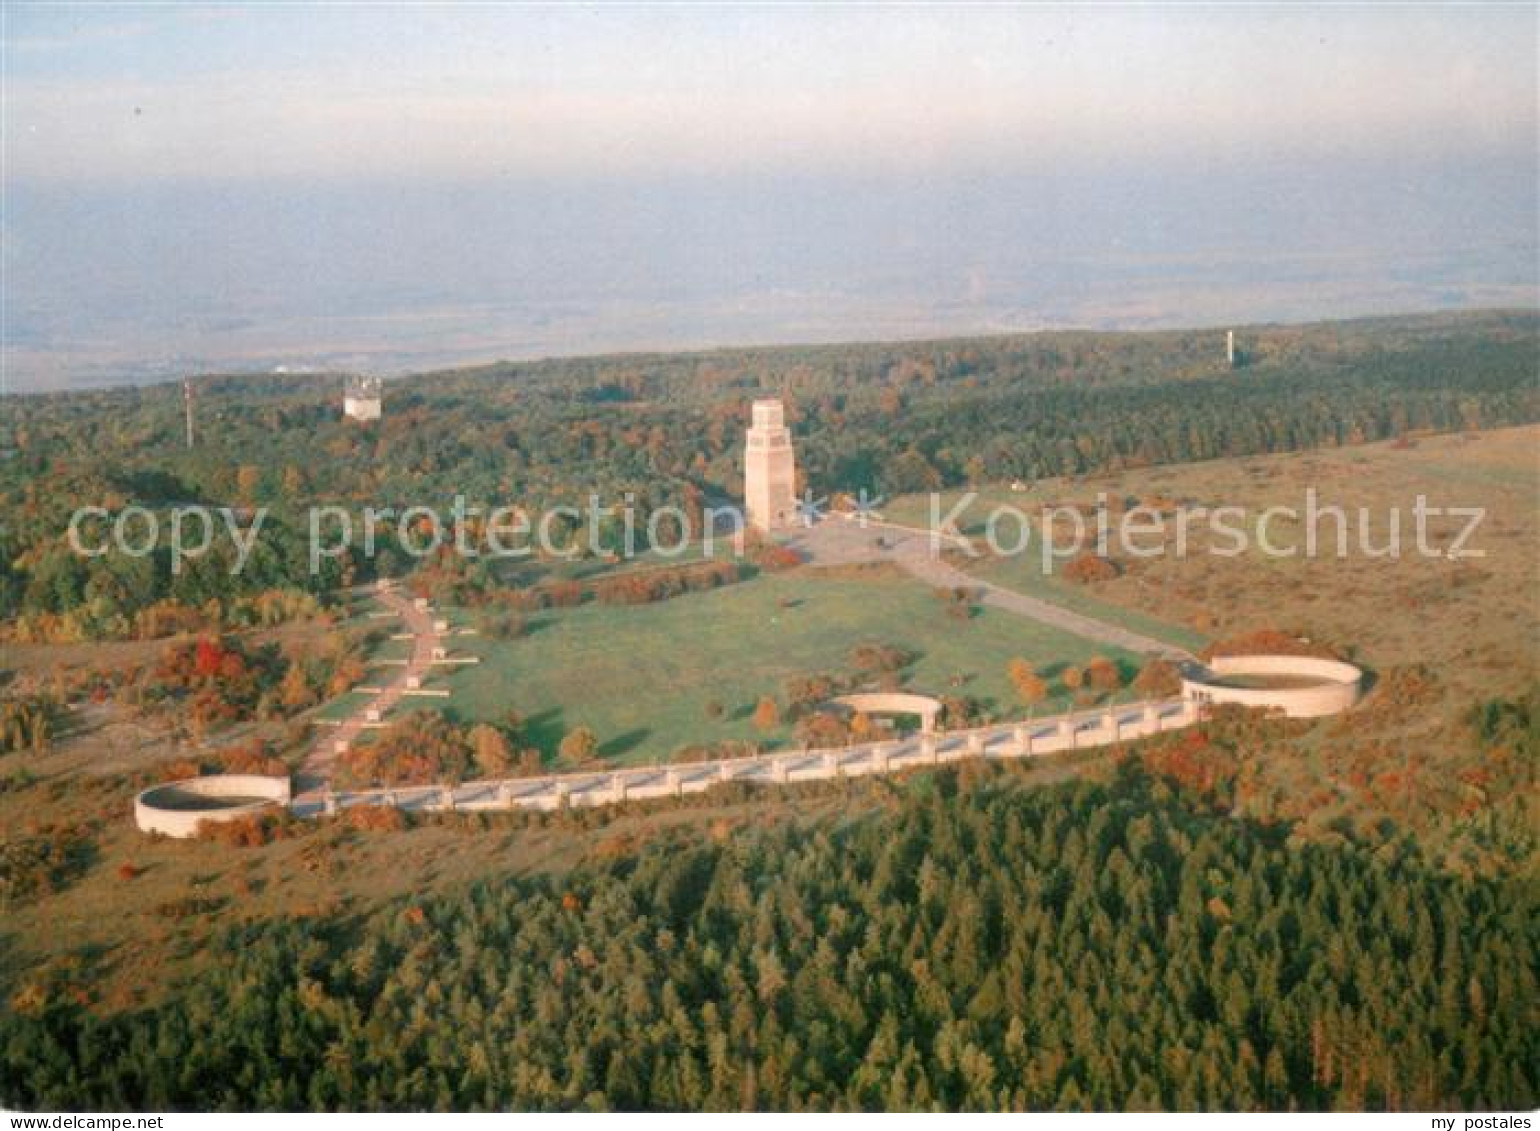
[344,375,382,421]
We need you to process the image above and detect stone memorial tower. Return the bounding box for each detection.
[744,398,797,531]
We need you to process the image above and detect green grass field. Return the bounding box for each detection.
[431,570,1143,764]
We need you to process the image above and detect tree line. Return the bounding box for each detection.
[2,311,1535,639]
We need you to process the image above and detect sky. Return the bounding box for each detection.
[3,4,1536,391]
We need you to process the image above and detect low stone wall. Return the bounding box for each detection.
[1182,654,1363,719]
[135,774,292,838]
[292,699,1204,819]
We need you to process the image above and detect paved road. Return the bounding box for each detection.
[295,585,441,796]
[789,515,1196,662]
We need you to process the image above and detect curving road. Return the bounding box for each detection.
[788,515,1196,662]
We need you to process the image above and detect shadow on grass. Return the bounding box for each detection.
[522,707,568,756]
[599,729,651,758]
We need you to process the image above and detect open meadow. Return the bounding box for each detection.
[890,425,1538,868]
[397,567,1146,762]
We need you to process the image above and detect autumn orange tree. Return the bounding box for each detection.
[1063,553,1119,584]
[1007,658,1048,704]
[751,696,780,732]
[336,711,476,787]
[467,724,513,777]
[558,725,601,767]
[1134,658,1182,698]
[1086,655,1123,693]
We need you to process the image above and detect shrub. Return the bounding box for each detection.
[849,642,914,674]
[784,673,839,713]
[0,826,96,907]
[544,580,585,608]
[1087,655,1123,692]
[195,814,281,848]
[936,586,978,620]
[467,724,513,777]
[592,561,744,606]
[0,696,61,755]
[154,895,226,919]
[751,696,780,731]
[1063,553,1120,584]
[477,609,525,640]
[939,695,985,729]
[558,726,601,766]
[216,739,289,777]
[849,711,875,740]
[1133,658,1182,698]
[337,711,474,787]
[1204,628,1338,660]
[794,711,851,749]
[1008,658,1048,704]
[345,804,408,833]
[753,545,803,572]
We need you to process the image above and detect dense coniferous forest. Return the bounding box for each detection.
[2,768,1533,1111]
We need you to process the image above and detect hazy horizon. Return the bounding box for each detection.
[3,4,1535,392]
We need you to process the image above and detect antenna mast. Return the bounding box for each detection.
[183,377,195,448]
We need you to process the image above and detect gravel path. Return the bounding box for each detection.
[295,585,441,796]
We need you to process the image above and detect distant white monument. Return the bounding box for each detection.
[344,375,382,421]
[744,398,798,531]
[1226,330,1237,368]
